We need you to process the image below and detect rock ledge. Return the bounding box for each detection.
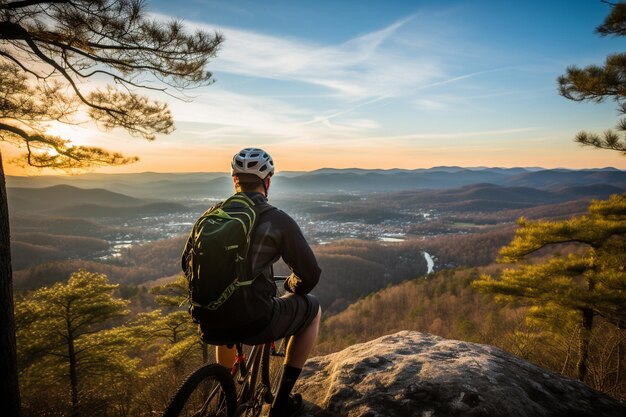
[295,331,625,417]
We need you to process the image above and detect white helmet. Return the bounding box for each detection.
[231,148,275,179]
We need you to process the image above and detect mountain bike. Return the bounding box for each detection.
[162,277,290,417]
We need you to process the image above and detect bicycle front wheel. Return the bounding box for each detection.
[162,363,237,417]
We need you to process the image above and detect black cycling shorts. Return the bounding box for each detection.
[199,293,320,345]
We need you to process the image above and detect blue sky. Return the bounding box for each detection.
[6,0,625,174]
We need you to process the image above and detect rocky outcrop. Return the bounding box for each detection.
[296,331,625,417]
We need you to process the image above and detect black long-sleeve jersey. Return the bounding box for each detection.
[182,192,321,332]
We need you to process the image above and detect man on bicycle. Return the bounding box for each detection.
[182,148,321,417]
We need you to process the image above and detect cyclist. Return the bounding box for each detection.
[182,148,322,417]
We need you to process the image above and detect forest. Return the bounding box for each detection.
[9,193,625,417]
[7,165,626,416]
[317,265,626,400]
[319,195,626,401]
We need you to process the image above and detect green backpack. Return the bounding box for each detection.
[184,193,273,311]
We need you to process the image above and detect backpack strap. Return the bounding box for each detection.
[193,278,251,310]
[190,195,276,311]
[243,202,276,279]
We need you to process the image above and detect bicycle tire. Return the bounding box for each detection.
[162,363,237,417]
[262,337,287,403]
[264,277,289,402]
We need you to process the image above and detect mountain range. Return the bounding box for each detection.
[7,167,626,199]
[8,168,626,218]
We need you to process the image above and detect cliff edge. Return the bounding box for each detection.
[295,331,625,417]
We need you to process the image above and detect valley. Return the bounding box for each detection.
[8,167,626,403]
[8,167,624,309]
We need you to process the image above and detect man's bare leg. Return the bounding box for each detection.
[285,307,321,368]
[216,344,237,368]
[270,307,322,416]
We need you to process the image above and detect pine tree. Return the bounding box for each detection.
[0,2,222,414]
[474,194,626,382]
[147,275,208,367]
[0,0,222,167]
[127,277,207,416]
[558,1,626,154]
[150,275,190,310]
[15,270,137,416]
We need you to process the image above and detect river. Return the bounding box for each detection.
[422,251,435,274]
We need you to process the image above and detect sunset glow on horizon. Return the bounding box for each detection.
[3,0,626,176]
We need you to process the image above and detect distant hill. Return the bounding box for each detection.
[8,184,190,216]
[462,199,593,223]
[427,183,555,204]
[8,167,625,198]
[271,169,515,193]
[52,202,188,218]
[7,172,228,199]
[11,233,109,270]
[6,171,224,188]
[105,176,232,200]
[12,259,160,289]
[7,184,148,212]
[457,183,552,199]
[277,168,625,194]
[10,214,123,237]
[550,183,625,197]
[506,169,626,188]
[370,183,625,213]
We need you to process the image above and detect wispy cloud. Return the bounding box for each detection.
[167,87,381,142]
[414,98,447,110]
[145,10,544,162]
[167,88,306,138]
[157,11,529,146]
[415,68,508,91]
[181,13,445,101]
[372,127,538,142]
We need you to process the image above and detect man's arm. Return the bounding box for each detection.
[280,215,321,294]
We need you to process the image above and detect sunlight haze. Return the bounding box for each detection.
[4,0,626,174]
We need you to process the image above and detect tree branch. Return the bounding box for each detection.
[20,35,125,116]
[0,0,221,171]
[0,50,45,78]
[0,121,31,140]
[2,0,70,9]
